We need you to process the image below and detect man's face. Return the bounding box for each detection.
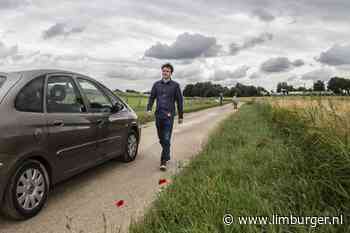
[162,67,172,80]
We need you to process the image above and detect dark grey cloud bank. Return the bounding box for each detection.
[260,57,304,73]
[317,44,350,66]
[144,33,222,59]
[42,23,85,40]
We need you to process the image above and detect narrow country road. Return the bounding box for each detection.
[0,104,236,233]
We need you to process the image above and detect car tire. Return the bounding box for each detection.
[121,129,139,162]
[1,159,50,220]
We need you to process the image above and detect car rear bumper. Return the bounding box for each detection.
[0,155,17,205]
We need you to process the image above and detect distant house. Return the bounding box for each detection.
[288,91,304,95]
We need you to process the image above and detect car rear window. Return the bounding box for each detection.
[0,76,6,89]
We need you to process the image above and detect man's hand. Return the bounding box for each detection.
[178,118,183,124]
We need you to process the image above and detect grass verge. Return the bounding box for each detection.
[129,103,349,233]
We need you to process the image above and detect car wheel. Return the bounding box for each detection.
[121,130,139,162]
[1,159,50,220]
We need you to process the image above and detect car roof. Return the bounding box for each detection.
[6,69,89,79]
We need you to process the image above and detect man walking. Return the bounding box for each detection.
[147,63,184,171]
[232,94,239,110]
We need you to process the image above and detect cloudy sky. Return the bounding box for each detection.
[1,0,350,92]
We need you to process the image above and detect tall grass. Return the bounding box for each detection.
[266,98,350,223]
[129,103,349,233]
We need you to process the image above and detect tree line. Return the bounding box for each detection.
[118,76,350,97]
[183,82,267,97]
[276,76,350,95]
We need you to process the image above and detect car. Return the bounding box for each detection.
[0,70,141,220]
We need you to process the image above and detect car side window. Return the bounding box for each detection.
[46,76,86,113]
[77,78,113,113]
[0,76,6,89]
[15,76,44,113]
[103,87,126,111]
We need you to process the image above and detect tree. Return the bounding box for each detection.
[183,84,194,97]
[277,82,294,94]
[327,77,350,95]
[313,80,325,91]
[295,86,307,92]
[182,81,264,97]
[125,89,139,94]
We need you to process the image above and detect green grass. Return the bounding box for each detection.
[129,103,349,233]
[117,92,230,124]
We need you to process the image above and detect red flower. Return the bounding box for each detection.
[115,200,125,208]
[159,178,168,185]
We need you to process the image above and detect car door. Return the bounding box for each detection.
[45,74,99,175]
[76,77,128,158]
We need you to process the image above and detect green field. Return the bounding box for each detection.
[130,102,349,233]
[116,92,231,124]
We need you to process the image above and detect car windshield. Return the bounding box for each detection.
[0,76,6,89]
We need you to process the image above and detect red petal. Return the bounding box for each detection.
[115,200,125,207]
[159,179,167,185]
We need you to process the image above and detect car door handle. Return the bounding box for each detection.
[53,120,64,127]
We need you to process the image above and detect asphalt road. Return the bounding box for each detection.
[0,104,236,233]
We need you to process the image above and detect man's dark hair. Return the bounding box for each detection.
[161,63,174,73]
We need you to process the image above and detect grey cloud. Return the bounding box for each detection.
[292,59,305,67]
[213,65,250,81]
[229,33,273,55]
[69,26,85,34]
[260,57,305,73]
[43,23,85,40]
[260,57,292,73]
[252,9,275,22]
[229,43,241,56]
[317,44,350,66]
[42,23,65,39]
[144,32,222,59]
[242,33,273,49]
[301,68,334,81]
[249,72,262,79]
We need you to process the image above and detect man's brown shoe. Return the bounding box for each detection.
[160,160,167,171]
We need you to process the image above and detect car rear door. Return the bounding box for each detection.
[76,77,128,158]
[45,74,99,175]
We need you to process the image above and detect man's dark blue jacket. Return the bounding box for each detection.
[147,79,184,119]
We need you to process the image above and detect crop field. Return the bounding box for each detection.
[116,92,231,123]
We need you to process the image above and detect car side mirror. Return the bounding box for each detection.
[112,102,124,113]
